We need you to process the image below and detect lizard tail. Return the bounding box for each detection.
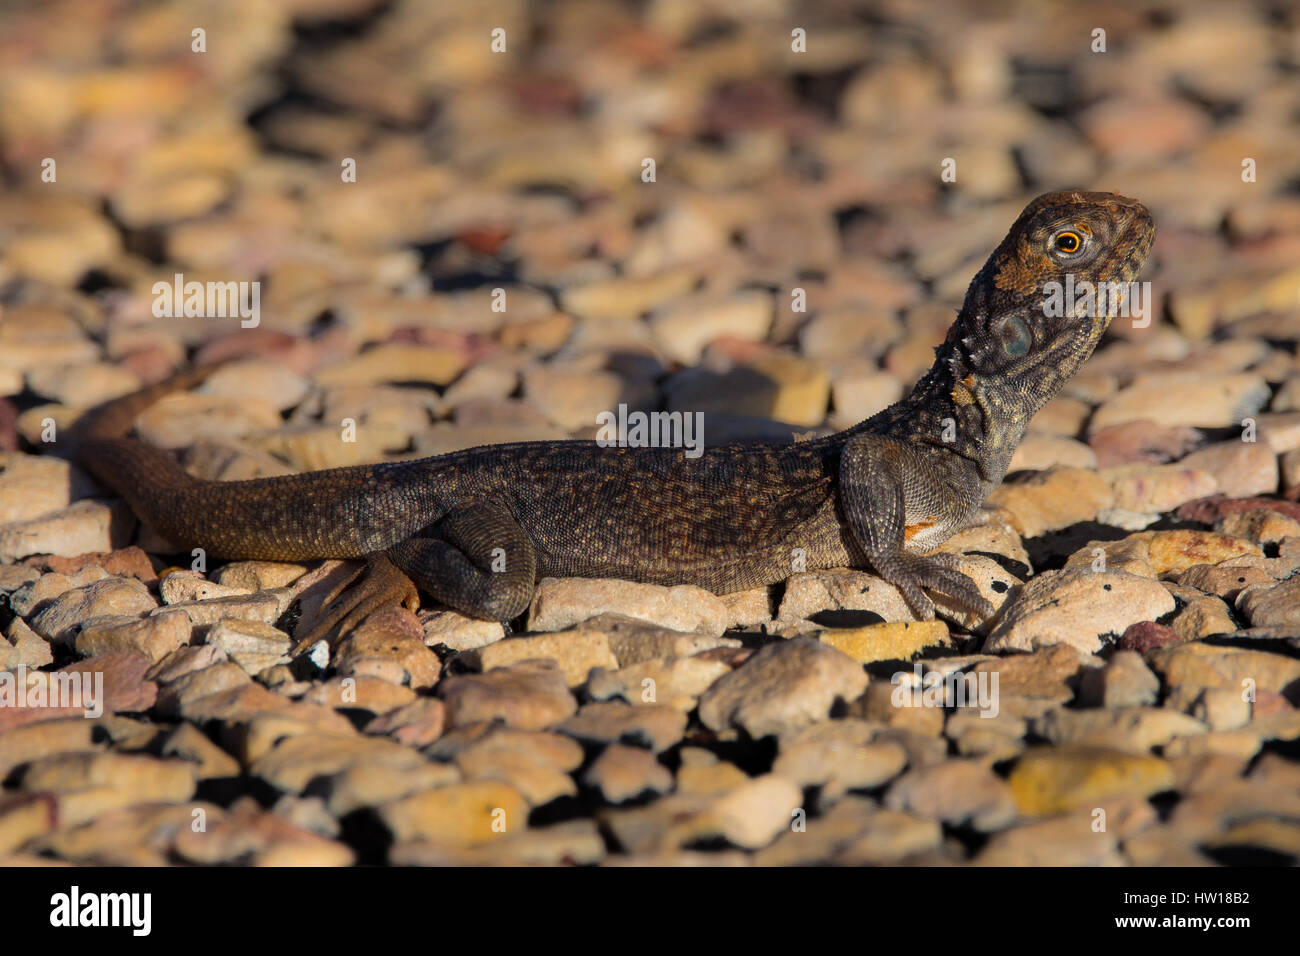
[71,361,233,444]
[69,359,380,562]
[68,360,252,556]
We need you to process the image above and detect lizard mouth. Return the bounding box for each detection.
[1100,201,1155,287]
[1078,200,1155,334]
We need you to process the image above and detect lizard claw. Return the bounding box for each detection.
[291,554,420,657]
[873,552,995,623]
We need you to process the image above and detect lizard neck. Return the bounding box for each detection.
[848,302,1102,487]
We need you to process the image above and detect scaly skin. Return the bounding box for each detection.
[72,190,1154,653]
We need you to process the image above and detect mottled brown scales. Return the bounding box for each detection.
[73,191,1154,654]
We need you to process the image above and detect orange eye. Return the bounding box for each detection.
[1054,231,1082,254]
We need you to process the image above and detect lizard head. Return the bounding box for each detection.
[949,189,1154,394]
[875,190,1154,485]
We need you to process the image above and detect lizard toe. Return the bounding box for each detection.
[917,563,994,618]
[929,568,995,619]
[920,551,965,572]
[292,554,420,657]
[872,554,937,620]
[878,553,993,622]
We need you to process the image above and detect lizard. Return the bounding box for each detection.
[70,190,1154,656]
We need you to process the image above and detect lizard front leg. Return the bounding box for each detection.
[838,434,994,620]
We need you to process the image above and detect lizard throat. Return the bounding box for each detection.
[873,312,1104,486]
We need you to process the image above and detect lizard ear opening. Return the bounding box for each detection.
[993,314,1032,358]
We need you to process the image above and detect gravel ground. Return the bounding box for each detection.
[1,0,1299,866]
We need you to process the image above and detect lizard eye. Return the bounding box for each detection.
[1053,231,1082,255]
[994,315,1032,358]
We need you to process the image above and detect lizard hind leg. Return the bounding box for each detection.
[387,499,537,623]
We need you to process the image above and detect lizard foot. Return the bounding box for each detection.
[291,553,420,657]
[873,551,995,622]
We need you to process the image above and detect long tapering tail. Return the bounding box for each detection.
[71,362,234,445]
[68,361,390,562]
